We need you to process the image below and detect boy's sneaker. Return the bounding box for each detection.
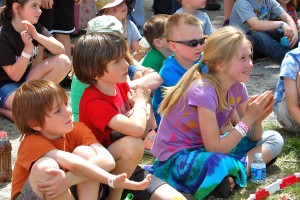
[143,129,156,155]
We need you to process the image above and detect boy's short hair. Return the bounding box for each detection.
[165,13,202,40]
[143,14,170,49]
[12,80,68,135]
[73,32,129,85]
[177,0,182,5]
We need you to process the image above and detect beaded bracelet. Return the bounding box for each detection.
[108,176,115,188]
[237,121,249,133]
[21,51,31,59]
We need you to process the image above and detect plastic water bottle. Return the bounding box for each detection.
[280,36,289,47]
[251,153,266,184]
[0,131,12,182]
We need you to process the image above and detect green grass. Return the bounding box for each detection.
[140,121,300,200]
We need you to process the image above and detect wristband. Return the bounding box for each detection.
[108,176,115,188]
[21,51,31,59]
[234,124,247,137]
[237,121,249,133]
[279,21,284,30]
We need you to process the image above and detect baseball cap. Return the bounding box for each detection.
[86,15,123,34]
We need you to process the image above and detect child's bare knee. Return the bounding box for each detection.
[73,145,96,160]
[57,54,71,73]
[30,157,59,179]
[117,137,144,160]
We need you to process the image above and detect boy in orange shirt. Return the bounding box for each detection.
[11,79,150,200]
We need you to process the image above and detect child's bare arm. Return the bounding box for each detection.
[279,12,299,47]
[108,85,151,137]
[199,91,273,153]
[284,77,300,124]
[246,17,286,31]
[43,149,151,190]
[128,71,163,91]
[21,20,65,55]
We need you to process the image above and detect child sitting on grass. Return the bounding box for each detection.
[73,31,186,200]
[142,14,173,73]
[152,13,204,126]
[11,79,151,200]
[274,47,300,132]
[0,0,71,120]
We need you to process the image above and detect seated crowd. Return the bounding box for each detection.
[0,0,299,199]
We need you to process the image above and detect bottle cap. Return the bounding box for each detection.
[0,131,8,138]
[280,36,289,46]
[124,193,134,200]
[255,152,262,159]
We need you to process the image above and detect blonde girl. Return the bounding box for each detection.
[151,26,284,199]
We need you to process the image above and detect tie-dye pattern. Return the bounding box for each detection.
[153,148,247,200]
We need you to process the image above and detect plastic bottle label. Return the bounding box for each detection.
[251,166,266,182]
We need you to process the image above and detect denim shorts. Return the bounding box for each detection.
[0,83,21,108]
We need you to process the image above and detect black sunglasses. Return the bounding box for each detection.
[168,38,206,47]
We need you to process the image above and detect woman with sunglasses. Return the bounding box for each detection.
[152,13,204,127]
[151,26,284,199]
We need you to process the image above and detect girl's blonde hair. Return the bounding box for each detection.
[158,26,252,116]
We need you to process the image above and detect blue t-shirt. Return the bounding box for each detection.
[152,55,199,126]
[175,8,213,35]
[274,48,300,112]
[230,0,284,34]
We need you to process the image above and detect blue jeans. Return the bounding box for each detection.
[248,30,299,64]
[0,83,21,108]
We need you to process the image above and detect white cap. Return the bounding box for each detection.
[255,153,262,159]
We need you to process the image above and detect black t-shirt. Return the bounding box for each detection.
[0,22,52,87]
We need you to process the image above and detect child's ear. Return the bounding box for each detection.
[153,38,162,48]
[29,120,42,131]
[168,41,177,52]
[12,2,19,12]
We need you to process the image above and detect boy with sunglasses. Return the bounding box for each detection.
[152,13,204,126]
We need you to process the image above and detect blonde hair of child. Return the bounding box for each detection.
[158,26,252,116]
[164,13,202,41]
[12,79,68,136]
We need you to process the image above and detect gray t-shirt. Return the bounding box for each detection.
[230,0,284,33]
[176,8,213,35]
[124,19,142,50]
